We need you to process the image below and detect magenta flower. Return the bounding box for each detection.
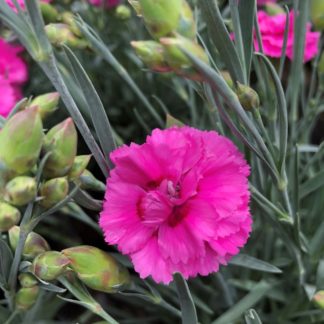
[256,10,320,62]
[100,127,252,284]
[257,0,277,5]
[88,0,120,8]
[5,0,52,11]
[0,77,20,118]
[0,39,28,117]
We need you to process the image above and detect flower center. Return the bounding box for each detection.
[138,180,186,227]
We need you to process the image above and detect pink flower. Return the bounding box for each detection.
[257,0,277,5]
[100,127,252,284]
[0,39,28,85]
[0,77,20,118]
[88,0,120,8]
[5,0,51,12]
[256,10,320,62]
[0,39,28,117]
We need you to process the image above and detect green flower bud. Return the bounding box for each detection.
[5,176,37,206]
[139,0,182,38]
[39,177,69,209]
[32,251,70,281]
[18,273,38,288]
[0,202,21,232]
[78,170,106,192]
[40,2,59,23]
[115,5,132,20]
[264,3,285,16]
[0,107,43,174]
[128,0,141,15]
[236,82,260,111]
[221,70,234,89]
[61,12,82,36]
[313,291,324,309]
[177,0,196,40]
[68,155,91,180]
[45,24,87,48]
[9,226,50,259]
[15,286,39,311]
[43,118,77,178]
[160,36,209,80]
[62,246,130,293]
[311,0,324,31]
[131,40,172,72]
[29,92,60,120]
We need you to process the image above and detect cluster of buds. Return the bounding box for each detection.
[129,0,209,80]
[0,92,94,233]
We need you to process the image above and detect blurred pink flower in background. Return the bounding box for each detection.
[5,0,51,11]
[100,127,252,284]
[0,39,28,117]
[255,10,320,62]
[88,0,120,8]
[258,0,277,5]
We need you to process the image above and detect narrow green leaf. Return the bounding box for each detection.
[198,0,244,83]
[229,0,246,83]
[0,239,13,285]
[245,309,262,324]
[255,53,287,173]
[75,16,164,127]
[63,46,116,168]
[173,273,198,324]
[24,0,52,57]
[300,170,324,198]
[316,260,324,290]
[278,6,290,79]
[212,281,272,324]
[229,254,282,274]
[309,220,324,256]
[239,0,256,82]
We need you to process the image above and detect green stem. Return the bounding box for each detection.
[4,309,19,324]
[173,273,198,324]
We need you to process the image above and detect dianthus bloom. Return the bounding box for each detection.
[256,10,320,62]
[5,0,51,11]
[0,39,28,117]
[100,127,252,284]
[88,0,120,8]
[257,0,276,5]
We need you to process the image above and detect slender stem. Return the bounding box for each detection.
[4,310,19,324]
[173,273,198,324]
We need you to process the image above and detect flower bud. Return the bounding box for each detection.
[32,251,70,281]
[311,0,324,31]
[177,0,196,40]
[40,2,59,23]
[0,107,43,174]
[45,24,87,48]
[43,118,77,178]
[61,12,82,36]
[128,0,141,15]
[9,226,50,259]
[0,202,21,232]
[236,83,260,111]
[313,291,324,309]
[39,177,69,209]
[78,170,106,192]
[264,3,285,16]
[29,92,60,120]
[160,36,209,80]
[221,70,234,89]
[115,5,132,20]
[5,176,37,206]
[15,286,39,311]
[62,246,130,293]
[68,155,91,180]
[138,0,182,38]
[18,273,38,288]
[131,41,172,72]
